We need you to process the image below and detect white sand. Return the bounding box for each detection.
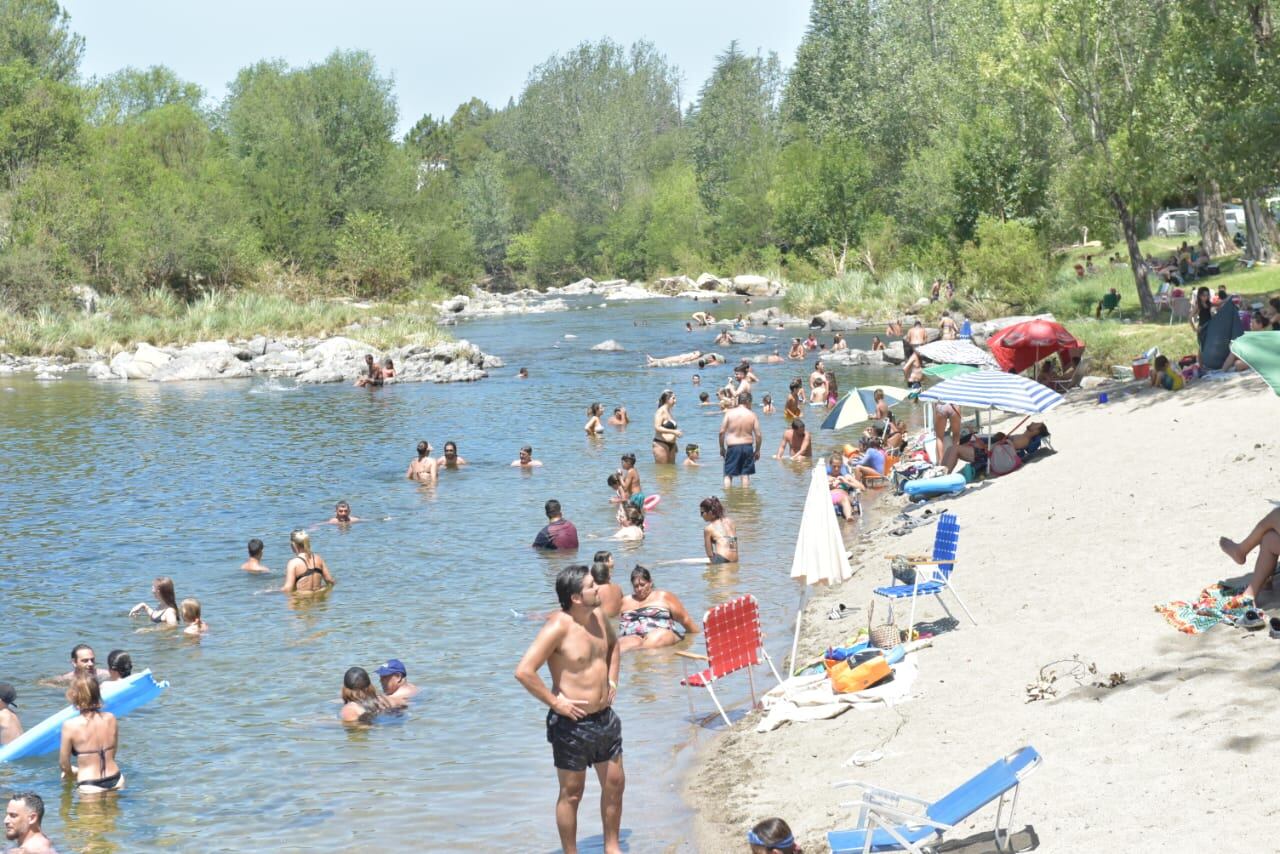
[687,372,1280,852]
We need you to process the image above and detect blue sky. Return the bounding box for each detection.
[62,0,812,134]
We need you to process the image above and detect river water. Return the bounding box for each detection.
[0,296,903,852]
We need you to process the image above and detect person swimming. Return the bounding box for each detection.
[684,443,701,466]
[617,566,698,650]
[700,496,738,564]
[129,577,180,627]
[339,666,392,723]
[281,530,335,594]
[614,505,645,542]
[180,599,208,636]
[584,402,605,435]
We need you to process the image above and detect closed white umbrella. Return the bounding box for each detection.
[915,339,1000,369]
[788,463,855,674]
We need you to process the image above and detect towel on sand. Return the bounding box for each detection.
[1154,583,1252,634]
[755,656,918,732]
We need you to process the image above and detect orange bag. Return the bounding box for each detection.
[830,656,892,694]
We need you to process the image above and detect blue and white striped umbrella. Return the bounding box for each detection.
[919,371,1063,414]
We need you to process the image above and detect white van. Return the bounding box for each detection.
[1223,205,1246,238]
[1155,209,1198,237]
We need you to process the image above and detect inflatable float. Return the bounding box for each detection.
[642,494,661,511]
[0,670,168,763]
[903,473,966,499]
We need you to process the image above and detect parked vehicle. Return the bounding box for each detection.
[1155,209,1199,237]
[1223,205,1246,238]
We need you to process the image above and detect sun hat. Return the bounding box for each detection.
[375,659,407,677]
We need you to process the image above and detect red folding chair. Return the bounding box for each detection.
[676,594,782,726]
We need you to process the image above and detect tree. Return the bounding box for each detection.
[771,135,872,275]
[0,0,83,83]
[89,66,204,124]
[460,154,513,272]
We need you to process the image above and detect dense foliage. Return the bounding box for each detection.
[2,0,1279,316]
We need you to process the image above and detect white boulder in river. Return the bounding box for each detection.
[591,339,625,352]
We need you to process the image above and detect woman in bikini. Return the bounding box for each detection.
[59,675,123,794]
[280,530,335,594]
[617,566,698,650]
[339,666,391,723]
[584,402,605,435]
[652,390,682,464]
[129,577,180,627]
[700,496,739,564]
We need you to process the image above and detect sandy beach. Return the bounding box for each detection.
[688,371,1279,852]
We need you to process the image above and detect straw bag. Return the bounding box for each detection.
[866,599,900,649]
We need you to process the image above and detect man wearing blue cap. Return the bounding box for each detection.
[375,659,418,706]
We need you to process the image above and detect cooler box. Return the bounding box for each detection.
[1131,357,1150,380]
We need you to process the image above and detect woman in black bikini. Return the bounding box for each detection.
[129,576,180,627]
[59,674,123,794]
[339,667,391,723]
[652,390,682,464]
[700,496,739,564]
[280,530,335,594]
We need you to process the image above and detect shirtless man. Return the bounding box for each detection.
[774,418,812,460]
[241,539,269,573]
[353,354,384,388]
[761,349,784,364]
[808,359,827,403]
[44,644,109,686]
[406,440,438,482]
[375,659,419,706]
[902,320,929,381]
[720,391,763,489]
[713,329,734,347]
[515,566,623,854]
[327,501,362,524]
[4,793,56,854]
[437,441,467,469]
[732,366,752,398]
[644,351,701,368]
[606,407,629,427]
[512,445,543,468]
[0,684,21,745]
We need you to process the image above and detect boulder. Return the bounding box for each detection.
[178,340,254,361]
[152,353,254,382]
[86,361,121,380]
[813,311,861,332]
[118,343,173,380]
[731,274,781,297]
[250,349,308,376]
[68,284,100,315]
[653,275,696,295]
[440,294,470,313]
[824,349,884,366]
[727,331,766,345]
[245,336,271,357]
[603,285,666,301]
[559,278,598,295]
[597,279,628,289]
[696,272,724,290]
[881,340,906,365]
[591,339,626,352]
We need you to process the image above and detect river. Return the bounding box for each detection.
[0,296,903,852]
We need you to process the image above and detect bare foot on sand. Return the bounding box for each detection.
[1219,537,1247,565]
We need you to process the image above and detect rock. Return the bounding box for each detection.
[440,294,470,313]
[813,311,861,332]
[68,284,101,315]
[295,367,349,385]
[597,279,628,289]
[73,347,101,362]
[731,274,779,297]
[881,340,906,365]
[825,349,885,366]
[591,339,625,352]
[179,340,254,361]
[653,275,696,296]
[310,336,368,361]
[116,343,172,380]
[727,331,766,345]
[748,307,805,326]
[250,349,309,376]
[86,361,121,381]
[603,286,667,301]
[245,336,271,357]
[696,272,724,290]
[152,353,253,382]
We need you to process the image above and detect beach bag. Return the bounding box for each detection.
[866,600,900,649]
[988,440,1022,477]
[890,555,917,586]
[831,656,892,694]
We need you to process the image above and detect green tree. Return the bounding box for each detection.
[333,210,413,296]
[0,0,82,83]
[460,154,513,272]
[507,209,578,286]
[958,214,1047,309]
[89,65,204,124]
[771,135,872,275]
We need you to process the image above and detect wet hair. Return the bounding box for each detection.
[737,390,753,407]
[873,389,884,401]
[521,445,533,455]
[107,650,132,678]
[247,538,264,558]
[685,443,699,454]
[444,441,458,454]
[8,792,43,824]
[590,560,612,584]
[630,565,653,585]
[791,418,805,431]
[623,504,644,527]
[555,564,590,611]
[699,496,725,520]
[341,666,377,704]
[336,501,350,512]
[71,643,93,663]
[612,407,624,415]
[620,452,636,466]
[749,817,797,853]
[658,389,675,406]
[544,499,562,519]
[180,598,202,624]
[416,440,431,457]
[290,529,312,558]
[789,378,803,392]
[593,549,612,565]
[154,577,180,621]
[697,359,707,369]
[67,673,102,713]
[606,473,622,488]
[587,402,602,417]
[699,391,710,402]
[762,394,772,405]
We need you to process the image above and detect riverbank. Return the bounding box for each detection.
[687,371,1277,851]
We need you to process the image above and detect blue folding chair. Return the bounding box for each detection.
[875,513,976,631]
[828,746,1042,853]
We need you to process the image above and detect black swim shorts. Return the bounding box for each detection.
[547,706,623,771]
[723,442,756,478]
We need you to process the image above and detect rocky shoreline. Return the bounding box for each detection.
[0,336,502,385]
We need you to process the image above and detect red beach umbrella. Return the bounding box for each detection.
[986,319,1085,374]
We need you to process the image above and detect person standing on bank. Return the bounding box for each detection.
[515,565,624,854]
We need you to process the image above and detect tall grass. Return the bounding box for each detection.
[781,270,938,320]
[0,289,449,357]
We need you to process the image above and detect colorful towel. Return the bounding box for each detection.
[1154,583,1252,634]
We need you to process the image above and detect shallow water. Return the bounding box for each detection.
[0,297,905,852]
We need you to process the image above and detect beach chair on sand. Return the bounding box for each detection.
[676,594,782,726]
[876,513,976,631]
[827,746,1042,854]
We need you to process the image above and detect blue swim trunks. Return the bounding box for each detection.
[723,443,756,477]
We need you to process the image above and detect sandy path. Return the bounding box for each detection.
[687,372,1280,852]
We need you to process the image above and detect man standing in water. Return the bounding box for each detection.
[437,441,467,469]
[241,539,269,573]
[515,566,623,854]
[406,441,438,482]
[720,391,763,489]
[326,501,362,524]
[4,793,56,853]
[532,500,579,551]
[375,659,419,705]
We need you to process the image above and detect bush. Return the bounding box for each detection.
[958,216,1048,311]
[333,211,414,297]
[0,241,75,314]
[507,210,579,287]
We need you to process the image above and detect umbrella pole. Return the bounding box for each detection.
[789,588,807,677]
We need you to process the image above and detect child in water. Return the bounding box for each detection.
[614,505,645,541]
[762,394,775,414]
[684,444,701,466]
[181,599,208,635]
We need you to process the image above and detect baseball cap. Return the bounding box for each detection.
[0,682,16,708]
[374,659,406,677]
